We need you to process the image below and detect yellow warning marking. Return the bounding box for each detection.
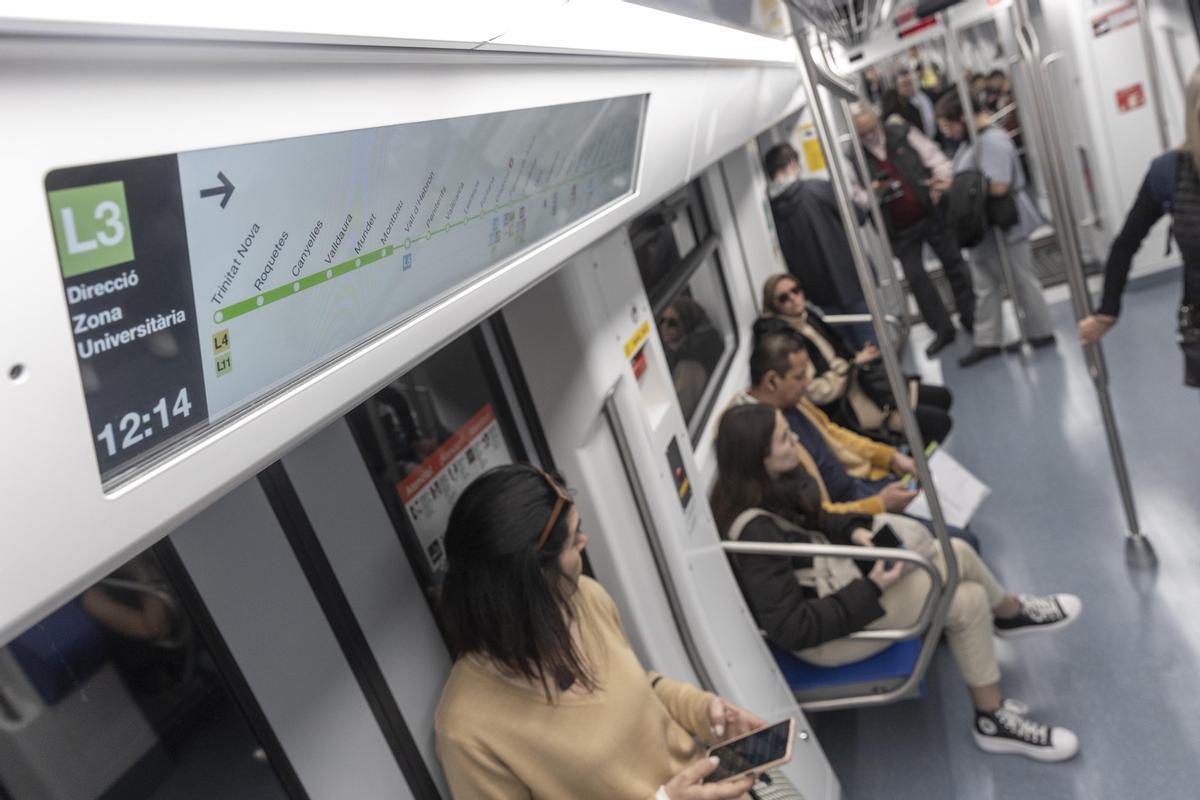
[624,319,651,359]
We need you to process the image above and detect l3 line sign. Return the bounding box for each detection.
[45,95,645,484]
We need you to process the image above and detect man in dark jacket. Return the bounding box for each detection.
[848,105,975,357]
[764,143,875,348]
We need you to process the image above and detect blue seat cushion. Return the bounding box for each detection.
[769,638,922,692]
[9,598,108,706]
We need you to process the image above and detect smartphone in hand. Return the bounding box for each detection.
[872,524,904,569]
[703,718,795,783]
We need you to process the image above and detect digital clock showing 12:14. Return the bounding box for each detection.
[95,388,195,459]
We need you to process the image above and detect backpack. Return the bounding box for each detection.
[946,168,990,248]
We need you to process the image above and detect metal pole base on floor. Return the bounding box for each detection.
[1125,534,1158,570]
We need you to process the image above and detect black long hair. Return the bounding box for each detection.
[710,404,822,537]
[440,464,595,699]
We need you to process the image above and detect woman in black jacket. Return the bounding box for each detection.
[1078,65,1200,387]
[712,404,1082,762]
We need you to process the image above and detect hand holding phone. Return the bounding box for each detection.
[872,524,904,569]
[703,718,795,784]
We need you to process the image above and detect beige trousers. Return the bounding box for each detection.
[797,537,1006,688]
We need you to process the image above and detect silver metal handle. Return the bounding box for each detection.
[1013,0,1147,548]
[601,377,716,691]
[790,24,960,711]
[720,540,942,641]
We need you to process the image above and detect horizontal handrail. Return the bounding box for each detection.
[719,540,942,641]
[821,313,900,327]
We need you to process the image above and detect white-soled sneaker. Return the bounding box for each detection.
[994,593,1081,639]
[973,704,1080,762]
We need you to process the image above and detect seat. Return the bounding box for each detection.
[768,639,923,707]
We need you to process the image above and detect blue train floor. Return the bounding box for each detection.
[812,267,1200,800]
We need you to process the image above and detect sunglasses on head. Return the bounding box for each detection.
[533,467,572,551]
[775,285,802,306]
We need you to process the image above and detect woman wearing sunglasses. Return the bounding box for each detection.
[436,465,765,799]
[760,273,952,445]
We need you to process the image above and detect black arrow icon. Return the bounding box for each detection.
[199,172,235,209]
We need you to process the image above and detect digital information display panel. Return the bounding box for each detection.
[45,95,645,485]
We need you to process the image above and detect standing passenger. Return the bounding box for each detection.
[764,143,875,347]
[1079,65,1200,388]
[936,93,1056,367]
[847,105,975,356]
[435,465,765,800]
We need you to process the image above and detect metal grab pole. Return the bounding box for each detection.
[795,27,961,639]
[1135,0,1173,152]
[817,34,906,335]
[1012,0,1152,564]
[942,17,1031,347]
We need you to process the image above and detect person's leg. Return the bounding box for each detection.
[894,228,954,337]
[913,403,952,444]
[968,249,1004,348]
[924,218,976,332]
[904,514,980,553]
[1006,238,1055,341]
[916,383,953,411]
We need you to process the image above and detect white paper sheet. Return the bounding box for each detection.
[905,449,991,529]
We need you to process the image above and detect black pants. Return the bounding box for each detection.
[892,216,974,337]
[913,383,953,444]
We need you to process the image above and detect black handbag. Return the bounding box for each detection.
[1180,303,1200,388]
[854,361,896,410]
[987,191,1019,230]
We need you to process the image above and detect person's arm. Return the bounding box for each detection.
[979,130,1015,196]
[803,359,852,406]
[813,508,875,545]
[844,155,872,209]
[822,495,886,516]
[436,729,530,800]
[648,673,717,740]
[732,517,884,652]
[1097,166,1169,317]
[907,127,952,181]
[804,401,897,471]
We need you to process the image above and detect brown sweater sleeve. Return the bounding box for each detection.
[436,727,531,799]
[649,672,717,742]
[823,495,886,516]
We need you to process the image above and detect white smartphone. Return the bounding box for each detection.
[703,718,795,783]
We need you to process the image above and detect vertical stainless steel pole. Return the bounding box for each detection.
[1012,0,1152,564]
[942,19,1031,347]
[794,26,960,606]
[817,35,907,337]
[1135,0,1173,152]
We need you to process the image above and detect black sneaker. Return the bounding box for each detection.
[994,593,1082,639]
[974,703,1079,762]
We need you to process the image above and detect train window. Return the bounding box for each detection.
[630,182,737,438]
[348,327,527,602]
[0,550,290,800]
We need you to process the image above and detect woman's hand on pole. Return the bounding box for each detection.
[1077,314,1116,344]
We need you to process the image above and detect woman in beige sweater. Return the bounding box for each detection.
[435,465,767,799]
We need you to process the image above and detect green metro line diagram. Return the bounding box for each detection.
[212,159,621,325]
